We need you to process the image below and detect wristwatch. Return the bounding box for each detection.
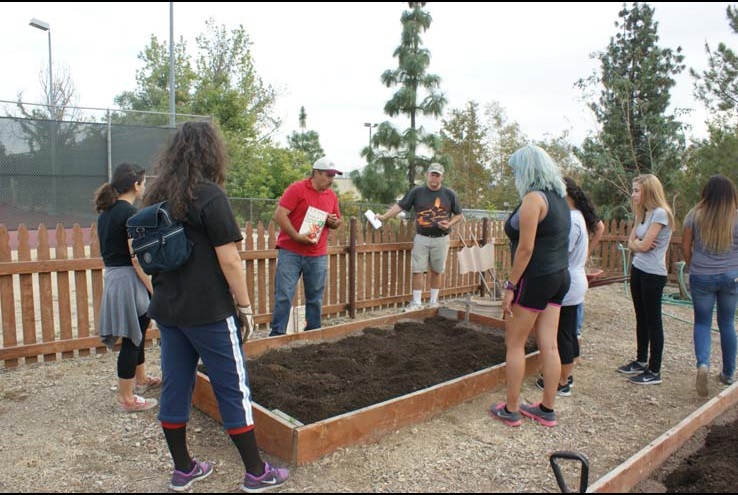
[503,280,517,291]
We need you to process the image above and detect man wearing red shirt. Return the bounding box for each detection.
[269,157,343,336]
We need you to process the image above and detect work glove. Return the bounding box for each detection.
[237,305,255,341]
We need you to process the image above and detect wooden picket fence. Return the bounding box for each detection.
[0,217,682,368]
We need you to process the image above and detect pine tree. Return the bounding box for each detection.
[287,106,324,165]
[352,3,448,201]
[575,2,686,217]
[692,5,738,122]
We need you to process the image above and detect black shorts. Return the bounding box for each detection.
[513,269,570,312]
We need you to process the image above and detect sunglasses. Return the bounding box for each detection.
[322,171,337,178]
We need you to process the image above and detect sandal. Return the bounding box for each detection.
[117,394,158,413]
[134,376,162,395]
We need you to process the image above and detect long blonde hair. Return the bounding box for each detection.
[631,174,674,228]
[690,174,738,253]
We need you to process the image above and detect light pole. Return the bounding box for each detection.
[364,122,378,148]
[29,17,57,214]
[29,18,53,114]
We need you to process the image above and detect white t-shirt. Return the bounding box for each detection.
[562,209,589,307]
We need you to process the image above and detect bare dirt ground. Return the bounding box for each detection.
[0,283,735,493]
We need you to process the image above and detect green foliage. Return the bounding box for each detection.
[353,3,448,197]
[436,100,578,211]
[440,101,492,208]
[482,102,528,209]
[682,5,738,220]
[692,5,738,122]
[113,18,304,199]
[676,124,738,220]
[227,146,311,200]
[349,153,408,203]
[575,2,687,218]
[113,35,196,118]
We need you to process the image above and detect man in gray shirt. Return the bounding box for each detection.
[377,163,463,311]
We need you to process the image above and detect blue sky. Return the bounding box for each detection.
[1,2,735,172]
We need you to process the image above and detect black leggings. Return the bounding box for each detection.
[630,266,666,373]
[117,314,151,379]
[557,305,579,365]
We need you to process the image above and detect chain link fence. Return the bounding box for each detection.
[0,101,209,228]
[0,101,504,230]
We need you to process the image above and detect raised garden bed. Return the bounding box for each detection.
[192,307,542,465]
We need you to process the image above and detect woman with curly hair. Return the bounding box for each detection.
[535,177,605,397]
[144,121,289,492]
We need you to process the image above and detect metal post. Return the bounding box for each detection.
[106,109,112,181]
[29,18,56,213]
[48,28,57,214]
[47,30,53,115]
[168,2,175,128]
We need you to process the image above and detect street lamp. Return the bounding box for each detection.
[29,17,57,214]
[364,122,378,148]
[29,18,53,114]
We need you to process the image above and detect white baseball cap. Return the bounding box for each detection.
[313,156,343,175]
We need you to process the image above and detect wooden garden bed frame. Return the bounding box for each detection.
[588,380,738,492]
[192,307,542,465]
[194,303,738,487]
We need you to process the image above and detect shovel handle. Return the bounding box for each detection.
[550,451,589,493]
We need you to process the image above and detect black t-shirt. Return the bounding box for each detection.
[397,185,462,236]
[97,200,135,267]
[504,189,570,278]
[147,181,243,327]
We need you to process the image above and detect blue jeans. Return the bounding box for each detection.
[575,303,584,337]
[690,270,738,378]
[270,248,328,336]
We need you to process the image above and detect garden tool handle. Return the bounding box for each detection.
[550,450,589,493]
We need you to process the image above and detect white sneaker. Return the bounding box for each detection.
[403,301,424,312]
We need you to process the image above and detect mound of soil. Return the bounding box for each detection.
[247,315,536,424]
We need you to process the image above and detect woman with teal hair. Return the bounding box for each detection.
[490,144,570,428]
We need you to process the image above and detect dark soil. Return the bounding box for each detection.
[247,315,536,424]
[662,414,738,493]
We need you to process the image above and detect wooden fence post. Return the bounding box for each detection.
[349,217,357,319]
